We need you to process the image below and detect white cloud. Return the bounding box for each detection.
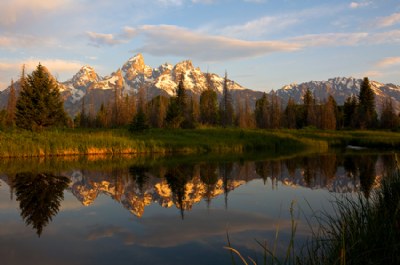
[223,16,299,39]
[157,0,184,6]
[376,57,400,68]
[288,32,369,47]
[0,58,83,89]
[86,31,126,47]
[349,1,371,9]
[136,25,300,61]
[0,34,57,50]
[376,12,400,28]
[0,0,71,26]
[88,25,300,61]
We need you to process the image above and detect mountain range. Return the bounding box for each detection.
[0,53,399,116]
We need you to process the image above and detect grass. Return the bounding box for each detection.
[0,127,329,158]
[226,161,400,265]
[1,127,400,158]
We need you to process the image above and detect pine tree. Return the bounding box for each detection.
[284,97,297,129]
[165,74,187,128]
[5,79,17,127]
[16,63,67,130]
[343,95,358,128]
[270,91,281,129]
[200,75,219,125]
[321,95,337,130]
[380,98,399,129]
[219,72,234,127]
[255,93,269,128]
[303,89,317,127]
[358,77,377,129]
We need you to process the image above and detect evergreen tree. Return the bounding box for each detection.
[130,87,149,132]
[270,91,282,129]
[303,89,317,127]
[16,64,67,130]
[255,93,269,128]
[321,95,337,130]
[200,74,219,125]
[95,103,109,128]
[129,107,149,132]
[343,95,358,128]
[5,79,17,127]
[165,74,187,128]
[148,95,168,128]
[358,77,377,129]
[219,72,234,127]
[284,97,297,129]
[380,98,400,129]
[165,97,184,128]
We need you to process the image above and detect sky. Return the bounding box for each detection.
[0,0,399,92]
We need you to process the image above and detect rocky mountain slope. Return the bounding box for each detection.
[275,77,400,111]
[0,54,399,116]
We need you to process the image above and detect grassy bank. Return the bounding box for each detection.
[0,128,328,158]
[0,127,400,158]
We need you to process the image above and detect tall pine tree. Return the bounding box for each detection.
[16,63,67,130]
[5,79,17,127]
[358,77,377,129]
[219,72,234,127]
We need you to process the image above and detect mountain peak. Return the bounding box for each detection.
[123,53,145,73]
[69,65,100,87]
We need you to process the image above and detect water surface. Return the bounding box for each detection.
[0,152,395,265]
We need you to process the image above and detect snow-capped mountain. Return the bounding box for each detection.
[275,77,400,111]
[1,54,399,116]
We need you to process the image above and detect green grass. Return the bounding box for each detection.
[1,127,400,158]
[0,128,328,158]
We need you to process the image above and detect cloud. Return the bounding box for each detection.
[88,25,300,61]
[244,0,266,3]
[219,5,344,39]
[157,0,184,6]
[223,16,299,39]
[0,59,82,73]
[0,58,83,89]
[0,0,71,26]
[376,12,400,28]
[376,57,400,68]
[288,32,369,47]
[86,209,309,248]
[86,31,126,47]
[0,34,57,50]
[349,1,371,9]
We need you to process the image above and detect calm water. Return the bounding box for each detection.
[0,152,396,265]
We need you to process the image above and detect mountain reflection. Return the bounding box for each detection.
[13,172,70,237]
[1,153,396,235]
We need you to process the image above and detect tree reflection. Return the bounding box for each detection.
[129,165,150,194]
[13,172,70,237]
[219,162,233,209]
[343,155,378,198]
[165,167,189,219]
[199,163,218,208]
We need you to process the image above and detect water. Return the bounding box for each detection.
[0,152,396,265]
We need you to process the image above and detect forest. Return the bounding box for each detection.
[1,64,399,132]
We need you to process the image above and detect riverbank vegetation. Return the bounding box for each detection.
[1,64,400,158]
[227,165,400,265]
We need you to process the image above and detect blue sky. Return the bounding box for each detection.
[0,0,399,92]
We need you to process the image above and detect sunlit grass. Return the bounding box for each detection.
[0,128,328,158]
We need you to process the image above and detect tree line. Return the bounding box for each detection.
[1,64,399,131]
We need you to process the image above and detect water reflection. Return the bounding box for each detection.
[0,153,396,235]
[13,172,70,236]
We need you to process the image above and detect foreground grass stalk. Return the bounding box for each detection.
[227,169,400,265]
